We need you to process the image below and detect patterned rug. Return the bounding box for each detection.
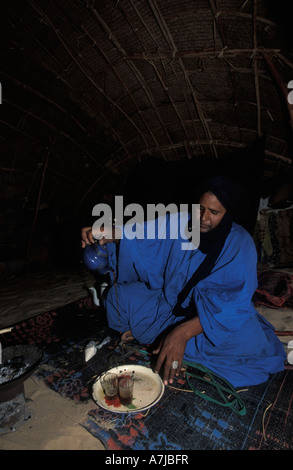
[2,296,293,450]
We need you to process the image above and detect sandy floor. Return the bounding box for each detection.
[0,377,104,450]
[0,266,292,450]
[0,267,105,450]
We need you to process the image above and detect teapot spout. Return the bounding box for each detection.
[89,286,99,306]
[89,283,108,307]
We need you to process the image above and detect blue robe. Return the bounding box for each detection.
[104,213,286,387]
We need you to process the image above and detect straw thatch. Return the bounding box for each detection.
[0,1,292,271]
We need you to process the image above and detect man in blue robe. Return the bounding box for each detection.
[81,176,285,388]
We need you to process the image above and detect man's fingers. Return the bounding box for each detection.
[154,354,182,385]
[81,227,95,246]
[153,350,165,375]
[163,359,181,385]
[163,361,173,385]
[152,340,162,355]
[88,231,96,244]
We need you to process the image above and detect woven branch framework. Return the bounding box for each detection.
[1,0,293,214]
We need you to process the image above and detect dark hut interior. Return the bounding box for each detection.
[0,0,293,451]
[1,0,293,278]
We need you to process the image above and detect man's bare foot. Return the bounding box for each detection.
[121,330,134,343]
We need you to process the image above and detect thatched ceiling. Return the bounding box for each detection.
[1,0,293,219]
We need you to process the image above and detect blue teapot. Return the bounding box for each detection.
[82,243,110,274]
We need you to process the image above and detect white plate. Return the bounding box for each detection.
[92,364,165,413]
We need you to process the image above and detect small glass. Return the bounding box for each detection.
[118,376,134,405]
[102,372,118,400]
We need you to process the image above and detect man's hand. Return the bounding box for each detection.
[153,327,187,385]
[81,226,95,247]
[153,317,203,385]
[81,225,121,248]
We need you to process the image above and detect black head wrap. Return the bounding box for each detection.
[173,175,246,317]
[196,175,247,253]
[196,175,247,222]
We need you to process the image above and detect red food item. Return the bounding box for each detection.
[105,395,121,407]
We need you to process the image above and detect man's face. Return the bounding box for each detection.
[199,191,227,233]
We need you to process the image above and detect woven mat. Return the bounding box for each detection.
[80,368,293,450]
[2,297,293,450]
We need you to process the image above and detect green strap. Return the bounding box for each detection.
[182,360,246,416]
